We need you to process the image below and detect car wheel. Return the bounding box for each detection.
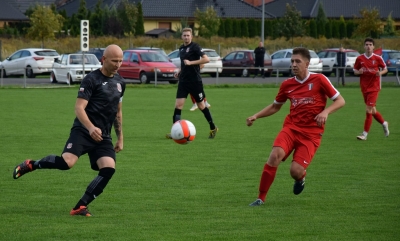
[26,66,35,78]
[168,80,178,84]
[242,68,249,77]
[140,72,149,84]
[67,73,74,85]
[1,69,7,78]
[50,72,58,83]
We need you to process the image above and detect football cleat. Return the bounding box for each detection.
[70,206,92,216]
[293,177,305,195]
[13,160,34,179]
[249,199,264,206]
[356,134,367,141]
[383,121,389,137]
[190,103,198,111]
[208,127,218,139]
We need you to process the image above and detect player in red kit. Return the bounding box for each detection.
[247,47,345,206]
[353,37,389,141]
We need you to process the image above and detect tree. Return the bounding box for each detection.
[240,19,249,37]
[232,19,241,37]
[174,17,189,38]
[118,0,137,36]
[353,7,381,38]
[264,20,272,39]
[346,20,356,38]
[103,6,123,36]
[383,12,396,36]
[194,6,220,39]
[218,18,225,37]
[278,2,304,45]
[325,19,332,39]
[76,0,88,20]
[339,16,347,39]
[309,19,317,38]
[27,4,64,48]
[248,18,257,38]
[316,2,327,37]
[89,0,103,37]
[331,19,340,39]
[224,18,233,38]
[135,2,145,36]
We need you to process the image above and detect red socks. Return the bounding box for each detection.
[258,164,277,202]
[373,112,384,124]
[364,113,373,132]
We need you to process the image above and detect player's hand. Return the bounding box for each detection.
[314,112,328,127]
[174,70,180,78]
[246,116,257,126]
[358,69,363,75]
[184,59,191,66]
[89,127,103,142]
[114,140,123,153]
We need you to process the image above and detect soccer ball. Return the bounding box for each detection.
[170,120,196,144]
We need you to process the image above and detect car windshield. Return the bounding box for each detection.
[140,52,169,62]
[204,51,219,57]
[35,50,59,56]
[388,52,400,59]
[310,51,318,58]
[69,54,99,65]
[346,52,360,57]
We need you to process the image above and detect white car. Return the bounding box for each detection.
[51,53,102,84]
[271,49,323,76]
[168,48,223,77]
[317,48,360,76]
[0,48,59,78]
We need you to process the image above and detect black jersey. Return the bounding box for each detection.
[179,42,205,82]
[72,69,126,138]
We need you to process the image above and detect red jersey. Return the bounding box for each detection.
[275,72,340,135]
[353,53,386,93]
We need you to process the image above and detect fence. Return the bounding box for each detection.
[1,66,399,88]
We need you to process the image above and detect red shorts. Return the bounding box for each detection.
[362,91,379,107]
[273,127,321,168]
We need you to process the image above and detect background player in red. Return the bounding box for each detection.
[247,47,345,206]
[353,37,389,141]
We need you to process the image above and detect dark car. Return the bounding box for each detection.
[221,50,272,77]
[86,48,105,64]
[118,50,178,84]
[379,49,400,74]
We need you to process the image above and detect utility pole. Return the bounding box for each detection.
[261,0,265,45]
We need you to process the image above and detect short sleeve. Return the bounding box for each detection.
[77,75,94,100]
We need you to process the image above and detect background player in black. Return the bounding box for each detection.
[167,28,218,139]
[253,41,266,78]
[12,44,125,216]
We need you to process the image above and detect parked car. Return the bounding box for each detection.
[317,48,360,76]
[130,47,168,57]
[379,49,400,74]
[50,53,102,84]
[168,48,223,77]
[220,50,272,77]
[86,48,105,64]
[119,50,178,84]
[271,49,322,76]
[0,48,59,78]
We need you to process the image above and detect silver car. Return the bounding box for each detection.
[0,48,59,78]
[271,48,323,76]
[168,48,223,77]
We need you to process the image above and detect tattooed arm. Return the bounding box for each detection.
[113,102,123,152]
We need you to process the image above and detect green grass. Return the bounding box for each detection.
[0,86,399,241]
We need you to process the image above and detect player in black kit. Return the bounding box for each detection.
[12,44,125,216]
[166,27,218,139]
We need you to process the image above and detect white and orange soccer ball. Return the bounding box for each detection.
[170,120,196,144]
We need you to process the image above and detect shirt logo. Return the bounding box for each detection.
[186,47,190,52]
[117,83,122,92]
[67,143,73,149]
[308,83,313,90]
[102,82,108,85]
[79,87,84,92]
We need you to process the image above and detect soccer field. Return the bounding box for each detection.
[0,86,399,241]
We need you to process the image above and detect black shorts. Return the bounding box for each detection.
[62,128,116,171]
[176,81,205,102]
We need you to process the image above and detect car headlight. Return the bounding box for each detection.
[154,68,161,73]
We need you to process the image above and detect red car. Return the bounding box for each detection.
[119,50,178,84]
[221,50,272,77]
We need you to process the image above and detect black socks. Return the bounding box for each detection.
[34,155,70,170]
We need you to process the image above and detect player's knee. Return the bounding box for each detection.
[290,163,305,179]
[61,154,78,169]
[99,167,115,179]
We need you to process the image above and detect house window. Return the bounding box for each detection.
[159,22,171,29]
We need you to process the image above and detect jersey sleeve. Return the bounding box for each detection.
[320,74,340,100]
[194,44,205,57]
[377,55,387,69]
[274,81,288,104]
[77,75,94,100]
[353,56,361,71]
